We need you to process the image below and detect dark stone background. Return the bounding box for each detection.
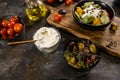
[0,0,119,80]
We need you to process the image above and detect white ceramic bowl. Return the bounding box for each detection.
[33,27,61,54]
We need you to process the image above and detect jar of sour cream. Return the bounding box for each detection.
[33,27,61,54]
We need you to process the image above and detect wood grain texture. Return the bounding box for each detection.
[47,3,120,58]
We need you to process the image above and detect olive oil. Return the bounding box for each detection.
[25,0,48,21]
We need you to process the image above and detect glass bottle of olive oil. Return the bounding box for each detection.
[25,0,48,21]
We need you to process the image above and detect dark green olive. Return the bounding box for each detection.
[58,9,66,15]
[110,23,118,31]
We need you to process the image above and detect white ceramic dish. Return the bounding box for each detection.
[33,27,61,54]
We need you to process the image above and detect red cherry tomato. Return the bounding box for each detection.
[0,21,2,28]
[0,28,7,35]
[1,35,7,40]
[8,35,14,39]
[47,0,55,3]
[14,23,23,33]
[8,21,15,28]
[7,28,15,36]
[66,0,72,5]
[10,16,19,23]
[54,14,62,23]
[2,20,9,27]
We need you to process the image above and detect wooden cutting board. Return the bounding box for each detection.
[46,3,120,58]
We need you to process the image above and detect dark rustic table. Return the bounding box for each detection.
[0,0,120,80]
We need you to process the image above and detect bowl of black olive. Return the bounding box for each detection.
[63,38,101,72]
[72,0,115,30]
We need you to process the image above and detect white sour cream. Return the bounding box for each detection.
[82,5,101,18]
[33,27,61,53]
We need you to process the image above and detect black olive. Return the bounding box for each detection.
[73,0,80,2]
[58,0,65,3]
[58,9,67,15]
[68,42,75,52]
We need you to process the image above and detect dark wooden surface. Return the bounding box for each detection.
[0,0,120,80]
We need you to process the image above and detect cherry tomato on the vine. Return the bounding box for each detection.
[54,13,62,23]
